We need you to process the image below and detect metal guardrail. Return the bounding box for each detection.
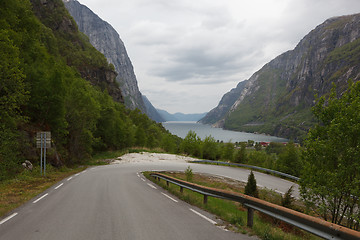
[150,172,360,240]
[191,160,300,181]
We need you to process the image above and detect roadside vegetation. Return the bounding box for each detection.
[300,81,360,230]
[144,171,320,240]
[179,131,303,178]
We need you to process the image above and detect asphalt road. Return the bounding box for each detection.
[0,158,298,240]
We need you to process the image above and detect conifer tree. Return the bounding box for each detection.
[244,171,258,198]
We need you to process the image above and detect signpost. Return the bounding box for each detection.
[36,132,51,176]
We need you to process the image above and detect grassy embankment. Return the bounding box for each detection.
[144,171,320,240]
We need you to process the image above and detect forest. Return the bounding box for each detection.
[0,0,180,180]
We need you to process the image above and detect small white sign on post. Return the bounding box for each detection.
[36,132,51,148]
[36,132,51,176]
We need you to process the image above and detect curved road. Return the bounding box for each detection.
[0,156,298,240]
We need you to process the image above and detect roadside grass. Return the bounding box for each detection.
[0,165,86,217]
[144,171,320,240]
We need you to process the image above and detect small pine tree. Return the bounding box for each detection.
[281,186,294,208]
[244,171,258,198]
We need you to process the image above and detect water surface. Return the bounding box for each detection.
[162,121,288,143]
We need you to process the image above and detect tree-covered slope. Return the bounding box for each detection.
[0,0,178,180]
[222,14,360,141]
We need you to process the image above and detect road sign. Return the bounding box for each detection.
[36,141,51,148]
[37,131,51,176]
[36,132,51,148]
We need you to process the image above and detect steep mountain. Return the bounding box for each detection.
[142,95,165,122]
[31,0,123,103]
[199,80,248,125]
[0,0,178,178]
[214,14,360,141]
[63,0,148,114]
[158,110,207,122]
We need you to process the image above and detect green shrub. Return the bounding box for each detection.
[185,166,193,182]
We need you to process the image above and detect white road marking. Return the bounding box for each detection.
[67,177,73,181]
[147,183,157,189]
[75,173,80,176]
[33,193,49,203]
[141,178,146,182]
[0,213,18,225]
[161,193,178,202]
[189,208,217,225]
[54,183,64,189]
[82,170,87,173]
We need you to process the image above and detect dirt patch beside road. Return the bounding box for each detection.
[111,152,198,164]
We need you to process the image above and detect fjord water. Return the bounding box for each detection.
[162,121,288,143]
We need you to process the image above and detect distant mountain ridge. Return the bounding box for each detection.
[142,96,165,122]
[64,0,161,121]
[158,109,207,122]
[201,13,360,140]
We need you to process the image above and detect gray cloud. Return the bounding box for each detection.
[80,0,360,113]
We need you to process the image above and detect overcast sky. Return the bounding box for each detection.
[79,0,360,114]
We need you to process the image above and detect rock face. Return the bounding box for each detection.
[207,14,360,140]
[199,80,248,125]
[22,160,33,171]
[32,0,123,103]
[64,0,149,115]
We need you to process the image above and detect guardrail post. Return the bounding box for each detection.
[166,181,169,187]
[203,195,208,204]
[247,207,254,228]
[180,186,183,193]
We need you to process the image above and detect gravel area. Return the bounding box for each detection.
[111,152,198,164]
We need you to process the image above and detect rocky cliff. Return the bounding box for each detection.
[210,14,360,140]
[64,0,151,115]
[199,80,248,125]
[32,0,123,103]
